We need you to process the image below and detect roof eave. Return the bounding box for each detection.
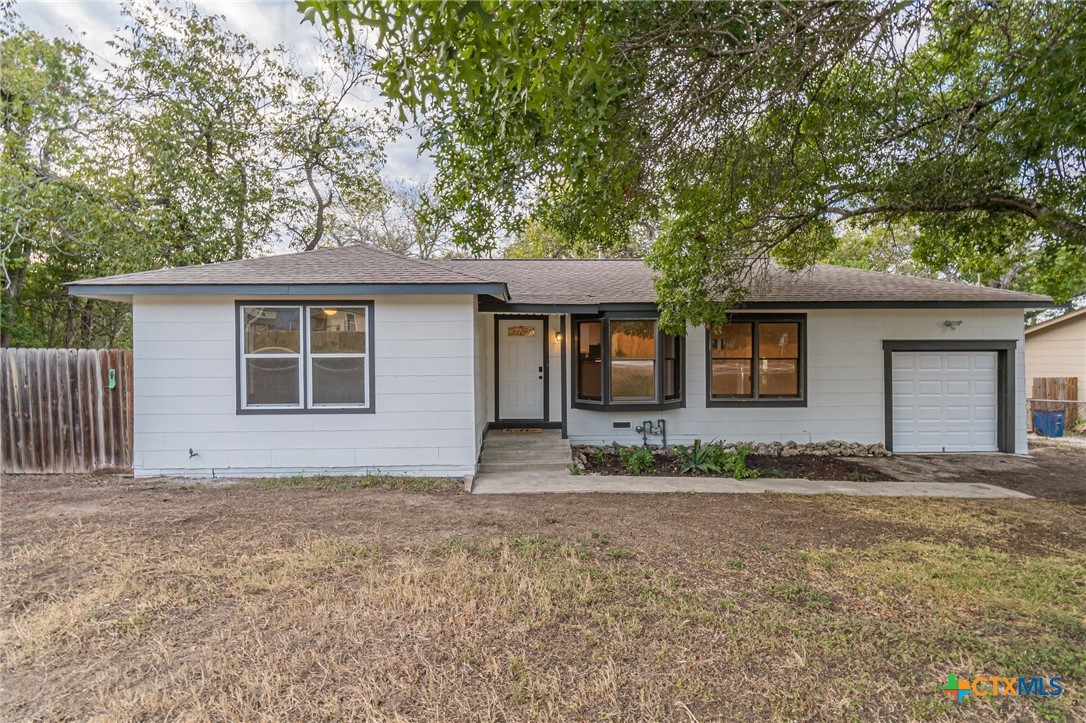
[479,299,1053,313]
[67,281,510,301]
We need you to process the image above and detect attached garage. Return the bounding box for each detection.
[883,341,1017,454]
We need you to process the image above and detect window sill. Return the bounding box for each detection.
[706,398,807,408]
[573,399,684,412]
[237,407,375,415]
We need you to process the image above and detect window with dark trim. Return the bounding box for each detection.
[237,302,375,413]
[707,315,806,407]
[573,315,684,410]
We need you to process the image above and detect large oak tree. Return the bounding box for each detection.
[300,0,1086,330]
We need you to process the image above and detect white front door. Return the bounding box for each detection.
[892,351,999,452]
[498,319,545,420]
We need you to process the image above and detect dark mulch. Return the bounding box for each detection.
[578,447,896,481]
[745,455,896,481]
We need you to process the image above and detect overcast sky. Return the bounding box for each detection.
[14,0,435,182]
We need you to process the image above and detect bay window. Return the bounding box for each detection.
[574,315,683,410]
[707,315,805,406]
[238,302,374,413]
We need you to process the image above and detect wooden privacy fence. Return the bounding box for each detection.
[1,348,133,474]
[1029,376,1080,431]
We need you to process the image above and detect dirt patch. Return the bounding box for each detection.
[745,454,895,481]
[2,474,1084,720]
[871,445,1086,504]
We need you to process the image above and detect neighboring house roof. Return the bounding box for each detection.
[68,244,1052,309]
[1025,307,1086,336]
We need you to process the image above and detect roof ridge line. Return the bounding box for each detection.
[361,245,501,284]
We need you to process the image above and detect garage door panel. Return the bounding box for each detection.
[918,380,943,396]
[945,405,971,421]
[918,355,944,370]
[893,380,916,396]
[945,380,970,396]
[893,355,918,371]
[891,351,999,453]
[918,405,942,421]
[945,355,971,370]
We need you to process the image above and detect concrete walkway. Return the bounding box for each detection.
[471,472,1033,498]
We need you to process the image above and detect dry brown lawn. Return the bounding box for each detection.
[2,473,1084,721]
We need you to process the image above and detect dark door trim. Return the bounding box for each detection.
[494,315,549,424]
[882,340,1017,454]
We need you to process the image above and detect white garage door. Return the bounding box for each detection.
[892,351,999,453]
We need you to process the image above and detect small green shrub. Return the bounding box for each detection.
[617,445,656,475]
[848,470,875,482]
[703,441,759,479]
[675,439,721,475]
[567,463,583,476]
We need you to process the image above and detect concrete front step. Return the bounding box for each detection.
[481,449,572,463]
[483,435,568,448]
[478,461,573,474]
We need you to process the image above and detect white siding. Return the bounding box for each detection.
[546,314,563,423]
[132,294,479,477]
[563,309,1029,455]
[473,310,489,459]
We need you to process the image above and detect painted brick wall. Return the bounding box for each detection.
[132,294,478,477]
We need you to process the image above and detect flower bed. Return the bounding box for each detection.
[573,441,896,481]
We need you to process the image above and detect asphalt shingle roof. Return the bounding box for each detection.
[436,258,1050,307]
[71,244,496,287]
[70,245,1051,307]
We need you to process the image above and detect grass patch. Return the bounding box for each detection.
[3,481,1083,721]
[250,474,462,492]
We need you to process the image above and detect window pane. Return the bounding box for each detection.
[611,320,655,358]
[711,324,752,359]
[711,360,752,396]
[759,359,799,395]
[312,357,366,405]
[663,334,680,400]
[577,360,603,401]
[244,307,300,354]
[759,323,799,359]
[310,307,367,354]
[577,321,603,401]
[611,359,655,400]
[245,358,299,406]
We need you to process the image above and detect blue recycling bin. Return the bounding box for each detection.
[1032,410,1065,437]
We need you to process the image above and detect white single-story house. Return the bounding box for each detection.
[69,246,1051,478]
[1024,307,1086,400]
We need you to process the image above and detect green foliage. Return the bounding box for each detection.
[616,445,655,476]
[300,0,1086,329]
[1,3,391,348]
[705,442,760,480]
[674,439,720,476]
